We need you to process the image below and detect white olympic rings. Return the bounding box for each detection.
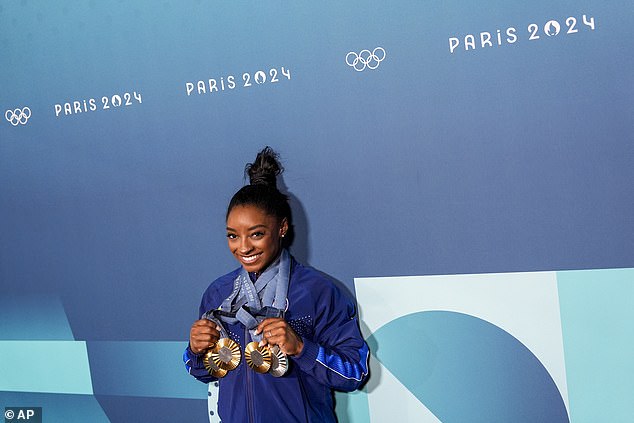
[5,107,32,126]
[345,47,386,72]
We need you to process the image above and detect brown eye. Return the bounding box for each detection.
[227,233,237,240]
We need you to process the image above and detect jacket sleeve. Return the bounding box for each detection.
[291,282,369,392]
[183,344,215,383]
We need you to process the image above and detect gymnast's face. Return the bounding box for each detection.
[226,205,288,275]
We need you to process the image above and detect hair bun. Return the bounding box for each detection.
[246,146,283,188]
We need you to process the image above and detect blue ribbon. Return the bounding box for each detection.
[205,249,291,342]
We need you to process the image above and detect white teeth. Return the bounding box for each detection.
[242,254,260,263]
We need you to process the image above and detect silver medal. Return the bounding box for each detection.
[268,345,289,377]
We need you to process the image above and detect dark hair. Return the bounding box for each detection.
[227,147,292,229]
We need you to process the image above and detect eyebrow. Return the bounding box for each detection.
[226,224,268,232]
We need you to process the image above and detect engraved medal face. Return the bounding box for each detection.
[268,346,288,378]
[211,338,241,371]
[203,350,228,378]
[245,341,271,373]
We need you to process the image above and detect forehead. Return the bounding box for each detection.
[226,205,277,227]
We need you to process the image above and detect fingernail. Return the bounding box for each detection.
[258,340,266,347]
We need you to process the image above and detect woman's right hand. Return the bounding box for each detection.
[189,319,221,355]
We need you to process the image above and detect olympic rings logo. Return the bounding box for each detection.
[5,107,32,126]
[345,47,386,72]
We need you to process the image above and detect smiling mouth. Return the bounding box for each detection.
[240,253,262,264]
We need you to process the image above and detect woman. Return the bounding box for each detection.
[184,147,369,422]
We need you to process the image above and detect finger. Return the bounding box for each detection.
[263,326,288,346]
[256,317,284,334]
[262,319,292,338]
[191,332,220,348]
[268,318,288,329]
[257,326,271,345]
[191,321,215,334]
[258,327,277,347]
[263,324,288,341]
[194,339,216,349]
[191,322,220,334]
[192,325,215,334]
[191,329,218,340]
[192,331,219,341]
[194,332,218,341]
[259,331,273,347]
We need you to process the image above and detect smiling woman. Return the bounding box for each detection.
[226,205,288,275]
[184,147,369,423]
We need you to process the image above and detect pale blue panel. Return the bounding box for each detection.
[0,341,93,394]
[369,311,567,422]
[0,391,109,423]
[0,296,74,340]
[557,268,634,423]
[87,341,208,399]
[336,389,370,423]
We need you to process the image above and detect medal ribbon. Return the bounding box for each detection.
[201,311,230,339]
[206,249,291,342]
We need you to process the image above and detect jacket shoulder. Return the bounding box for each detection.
[290,259,353,305]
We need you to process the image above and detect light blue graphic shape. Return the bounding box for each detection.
[557,268,634,423]
[87,341,207,399]
[369,311,569,423]
[0,391,109,423]
[0,297,74,340]
[0,341,93,394]
[335,388,370,423]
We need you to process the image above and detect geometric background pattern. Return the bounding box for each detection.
[348,268,634,422]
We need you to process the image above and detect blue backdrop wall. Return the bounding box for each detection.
[1,1,633,422]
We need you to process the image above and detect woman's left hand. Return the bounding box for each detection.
[255,317,304,356]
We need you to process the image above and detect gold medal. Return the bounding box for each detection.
[203,350,228,378]
[268,345,288,378]
[245,341,271,373]
[210,338,241,371]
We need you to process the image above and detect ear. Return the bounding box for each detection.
[279,218,289,238]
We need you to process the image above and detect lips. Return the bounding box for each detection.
[240,253,262,265]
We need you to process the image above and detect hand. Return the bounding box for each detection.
[189,319,221,355]
[255,317,304,356]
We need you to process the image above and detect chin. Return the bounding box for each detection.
[247,260,273,275]
[243,264,259,273]
[239,258,265,273]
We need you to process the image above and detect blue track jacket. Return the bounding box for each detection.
[184,257,369,422]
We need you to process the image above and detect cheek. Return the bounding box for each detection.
[266,238,281,253]
[251,239,269,252]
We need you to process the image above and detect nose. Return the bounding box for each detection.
[239,237,253,253]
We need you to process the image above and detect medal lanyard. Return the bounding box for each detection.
[201,312,230,339]
[212,249,291,342]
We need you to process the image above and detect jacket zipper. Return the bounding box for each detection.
[245,326,255,423]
